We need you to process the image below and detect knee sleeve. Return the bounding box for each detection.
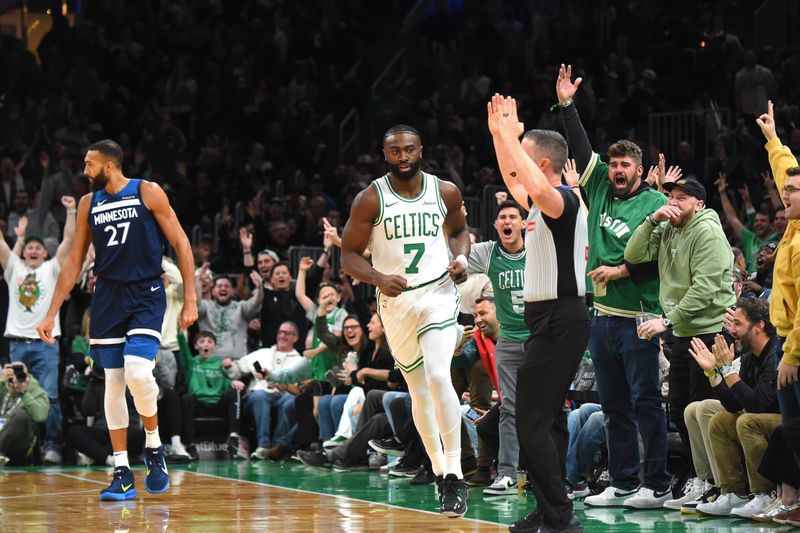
[124,356,158,418]
[104,368,129,430]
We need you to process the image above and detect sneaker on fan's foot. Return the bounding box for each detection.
[100,466,136,501]
[623,487,672,509]
[410,466,435,485]
[76,452,95,466]
[696,492,749,516]
[730,493,772,519]
[368,436,405,457]
[484,475,517,496]
[752,495,786,522]
[566,481,590,501]
[664,477,708,510]
[388,459,418,478]
[781,505,800,527]
[43,450,62,464]
[584,485,640,507]
[165,443,191,463]
[773,501,800,524]
[680,485,720,514]
[267,444,293,461]
[250,446,269,461]
[296,449,332,469]
[322,435,347,450]
[440,474,468,518]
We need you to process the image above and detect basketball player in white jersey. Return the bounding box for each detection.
[341,124,471,518]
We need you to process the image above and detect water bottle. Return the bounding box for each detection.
[346,351,359,368]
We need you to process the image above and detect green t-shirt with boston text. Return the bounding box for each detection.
[579,152,666,316]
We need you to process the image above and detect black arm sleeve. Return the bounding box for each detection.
[624,260,660,280]
[306,264,323,299]
[314,316,342,352]
[559,104,594,173]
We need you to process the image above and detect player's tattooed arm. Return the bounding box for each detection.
[341,186,407,297]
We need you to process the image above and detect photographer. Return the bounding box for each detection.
[0,362,49,466]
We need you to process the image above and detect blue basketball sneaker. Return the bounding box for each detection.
[100,466,137,501]
[144,446,170,494]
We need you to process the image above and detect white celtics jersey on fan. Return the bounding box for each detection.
[369,172,451,288]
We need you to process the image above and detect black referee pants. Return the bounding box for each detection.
[517,297,590,528]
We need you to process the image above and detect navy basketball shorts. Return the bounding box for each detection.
[89,277,166,369]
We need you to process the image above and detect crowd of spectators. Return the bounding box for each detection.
[1,0,800,528]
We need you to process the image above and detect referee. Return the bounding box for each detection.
[488,94,589,533]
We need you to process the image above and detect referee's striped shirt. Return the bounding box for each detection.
[523,187,588,302]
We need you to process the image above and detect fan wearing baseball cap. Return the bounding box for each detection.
[624,175,736,464]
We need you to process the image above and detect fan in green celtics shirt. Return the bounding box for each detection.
[556,64,673,510]
[466,198,528,496]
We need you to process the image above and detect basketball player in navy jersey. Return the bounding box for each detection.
[37,139,198,501]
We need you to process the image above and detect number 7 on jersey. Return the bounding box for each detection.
[403,242,425,274]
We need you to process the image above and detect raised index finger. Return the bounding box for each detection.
[768,99,774,118]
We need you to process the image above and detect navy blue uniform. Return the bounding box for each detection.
[88,179,165,369]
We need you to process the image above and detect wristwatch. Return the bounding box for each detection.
[662,317,672,328]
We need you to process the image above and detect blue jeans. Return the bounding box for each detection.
[566,403,605,485]
[775,338,800,422]
[246,390,295,448]
[381,391,409,434]
[10,340,62,453]
[589,315,671,491]
[317,393,347,440]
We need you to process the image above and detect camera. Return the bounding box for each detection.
[11,364,27,383]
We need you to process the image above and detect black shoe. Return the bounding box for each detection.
[510,511,582,533]
[226,435,239,456]
[332,459,369,472]
[509,507,544,532]
[468,466,493,486]
[440,474,468,518]
[410,466,436,486]
[368,436,405,457]
[296,450,331,469]
[388,459,418,478]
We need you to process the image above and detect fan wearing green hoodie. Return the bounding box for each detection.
[625,177,735,459]
[177,331,240,453]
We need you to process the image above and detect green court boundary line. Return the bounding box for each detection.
[187,469,508,527]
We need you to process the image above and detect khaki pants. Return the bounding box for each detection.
[708,412,782,495]
[684,399,726,481]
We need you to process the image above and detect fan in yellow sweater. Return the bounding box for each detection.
[756,100,800,394]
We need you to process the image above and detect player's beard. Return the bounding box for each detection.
[90,168,110,192]
[388,159,421,181]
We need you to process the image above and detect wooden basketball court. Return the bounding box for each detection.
[2,461,791,531]
[0,465,507,531]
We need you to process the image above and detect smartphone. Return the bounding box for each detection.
[253,361,265,377]
[325,366,343,388]
[11,364,26,383]
[465,408,480,422]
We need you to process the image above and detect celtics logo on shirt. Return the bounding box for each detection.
[17,273,41,312]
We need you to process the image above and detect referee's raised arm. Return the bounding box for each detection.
[487,94,565,219]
